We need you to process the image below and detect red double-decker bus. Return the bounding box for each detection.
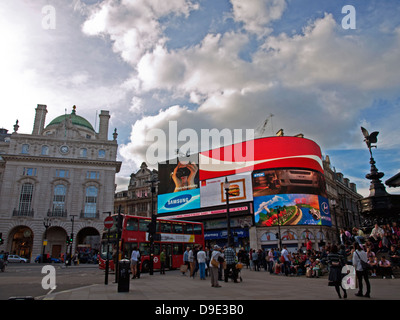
[99,215,204,272]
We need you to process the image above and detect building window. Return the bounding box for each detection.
[56,169,69,178]
[98,149,106,158]
[21,144,30,154]
[86,171,99,179]
[52,185,66,216]
[41,145,49,155]
[84,186,98,218]
[23,168,37,176]
[80,148,87,157]
[18,183,34,215]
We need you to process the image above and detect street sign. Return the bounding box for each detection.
[104,216,114,229]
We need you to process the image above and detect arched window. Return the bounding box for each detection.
[260,232,278,241]
[84,186,98,218]
[18,183,34,216]
[52,185,66,217]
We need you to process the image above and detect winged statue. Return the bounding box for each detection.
[361,126,379,156]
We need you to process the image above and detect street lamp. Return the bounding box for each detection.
[330,199,340,244]
[224,177,233,247]
[146,175,159,276]
[42,217,52,263]
[67,215,77,266]
[276,208,282,251]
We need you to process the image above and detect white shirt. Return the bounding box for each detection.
[131,250,140,261]
[197,250,206,263]
[209,250,223,268]
[281,248,289,261]
[352,249,368,271]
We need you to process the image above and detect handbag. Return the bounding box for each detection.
[211,258,219,268]
[356,252,369,271]
[180,264,188,273]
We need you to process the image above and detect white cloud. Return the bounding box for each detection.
[231,0,287,36]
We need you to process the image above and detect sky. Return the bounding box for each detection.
[1,0,399,197]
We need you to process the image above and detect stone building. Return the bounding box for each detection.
[114,162,158,217]
[0,105,121,261]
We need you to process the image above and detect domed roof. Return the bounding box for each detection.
[46,106,95,132]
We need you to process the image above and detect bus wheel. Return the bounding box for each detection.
[141,260,150,273]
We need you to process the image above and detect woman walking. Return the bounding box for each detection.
[327,245,347,299]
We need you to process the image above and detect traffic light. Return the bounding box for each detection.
[69,233,73,244]
[0,233,3,245]
[66,236,70,245]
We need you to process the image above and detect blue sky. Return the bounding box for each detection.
[0,0,399,197]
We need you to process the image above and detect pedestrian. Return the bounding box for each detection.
[224,244,238,283]
[197,246,206,280]
[188,247,195,277]
[210,245,223,287]
[130,246,140,279]
[205,246,210,277]
[352,242,371,298]
[281,245,290,276]
[160,248,166,275]
[327,245,347,299]
[182,247,190,276]
[267,249,274,274]
[252,249,259,271]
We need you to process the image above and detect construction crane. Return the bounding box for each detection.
[255,114,274,138]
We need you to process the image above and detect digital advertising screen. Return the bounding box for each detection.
[253,194,332,227]
[157,155,200,214]
[199,136,323,181]
[252,168,331,227]
[200,173,253,208]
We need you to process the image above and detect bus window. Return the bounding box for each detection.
[154,243,160,255]
[139,242,150,256]
[161,222,172,233]
[173,243,183,255]
[193,224,202,235]
[126,218,138,231]
[123,242,138,258]
[183,224,193,234]
[172,223,183,234]
[139,219,151,232]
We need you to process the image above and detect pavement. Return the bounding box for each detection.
[37,267,400,301]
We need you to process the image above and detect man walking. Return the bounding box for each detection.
[224,244,238,283]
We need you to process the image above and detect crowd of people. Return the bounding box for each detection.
[175,221,400,296]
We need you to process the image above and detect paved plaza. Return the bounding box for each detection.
[39,267,399,301]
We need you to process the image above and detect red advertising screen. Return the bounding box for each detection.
[199,137,323,180]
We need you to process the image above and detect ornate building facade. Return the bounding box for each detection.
[0,105,121,261]
[114,162,158,217]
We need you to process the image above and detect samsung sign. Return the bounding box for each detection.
[158,189,200,214]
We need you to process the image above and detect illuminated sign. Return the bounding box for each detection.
[158,189,200,214]
[199,137,323,180]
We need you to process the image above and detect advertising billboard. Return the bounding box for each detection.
[157,156,200,214]
[200,173,253,208]
[199,136,323,181]
[252,168,331,227]
[254,194,332,227]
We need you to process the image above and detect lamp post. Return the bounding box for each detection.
[276,208,282,251]
[330,199,340,244]
[42,217,52,263]
[224,177,233,247]
[67,215,77,266]
[146,175,159,276]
